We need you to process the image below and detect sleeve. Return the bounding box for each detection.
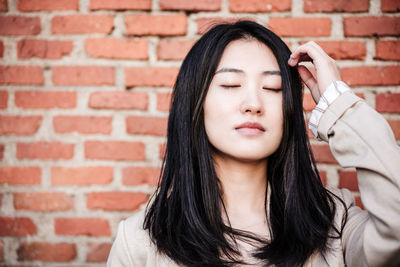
[107,220,135,267]
[314,83,400,266]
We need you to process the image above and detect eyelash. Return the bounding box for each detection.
[221,85,282,92]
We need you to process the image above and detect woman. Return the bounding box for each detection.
[107,21,400,266]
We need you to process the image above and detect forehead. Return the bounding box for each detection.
[217,39,280,71]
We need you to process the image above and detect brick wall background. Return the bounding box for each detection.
[0,0,399,265]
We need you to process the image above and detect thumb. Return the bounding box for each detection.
[298,65,320,104]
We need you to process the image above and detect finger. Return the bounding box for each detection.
[298,65,320,103]
[288,43,323,66]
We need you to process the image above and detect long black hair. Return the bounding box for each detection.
[144,20,346,266]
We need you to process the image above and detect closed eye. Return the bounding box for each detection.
[263,88,282,92]
[221,85,241,88]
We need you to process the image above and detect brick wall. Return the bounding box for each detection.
[0,0,399,265]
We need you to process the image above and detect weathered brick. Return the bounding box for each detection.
[376,92,400,113]
[18,0,78,11]
[18,242,76,262]
[86,243,112,262]
[230,0,291,12]
[15,91,76,109]
[52,66,114,86]
[375,41,400,61]
[0,66,44,85]
[14,192,73,211]
[52,15,114,34]
[302,41,366,60]
[53,116,112,134]
[0,41,3,57]
[388,120,400,139]
[0,144,3,160]
[51,166,113,185]
[0,15,41,35]
[0,115,42,135]
[0,240,3,261]
[0,91,7,109]
[382,0,400,12]
[158,39,195,60]
[55,218,110,236]
[89,91,148,110]
[311,145,337,164]
[0,0,7,11]
[125,15,187,36]
[122,166,160,186]
[90,0,151,10]
[344,17,400,37]
[0,217,37,236]
[18,39,73,59]
[160,0,221,11]
[126,116,168,136]
[197,17,252,34]
[125,67,179,87]
[341,66,400,86]
[338,170,359,191]
[85,141,145,161]
[0,166,41,185]
[157,92,172,111]
[268,18,331,37]
[87,192,148,211]
[85,38,147,59]
[17,142,74,160]
[159,143,166,159]
[304,0,368,12]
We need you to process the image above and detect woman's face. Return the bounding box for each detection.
[204,39,283,162]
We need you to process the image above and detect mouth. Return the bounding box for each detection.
[235,122,265,135]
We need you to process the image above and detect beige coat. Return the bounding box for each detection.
[107,92,400,266]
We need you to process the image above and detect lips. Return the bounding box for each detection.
[235,122,265,136]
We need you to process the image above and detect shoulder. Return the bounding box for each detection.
[122,209,153,253]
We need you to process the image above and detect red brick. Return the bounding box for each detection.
[51,166,113,185]
[18,39,73,59]
[0,166,41,185]
[0,115,42,135]
[87,192,148,211]
[382,0,400,12]
[159,143,166,159]
[85,38,147,60]
[55,218,110,236]
[0,0,7,11]
[18,0,78,11]
[319,170,327,186]
[85,141,145,161]
[126,116,168,136]
[17,142,74,160]
[0,66,44,85]
[0,144,3,160]
[0,217,37,236]
[304,0,368,12]
[125,15,187,36]
[122,167,160,186]
[0,41,3,57]
[311,144,337,164]
[52,15,114,34]
[0,240,3,261]
[125,67,179,87]
[303,93,316,112]
[354,195,364,209]
[268,18,331,37]
[157,92,172,111]
[230,0,290,12]
[14,192,73,211]
[53,66,114,86]
[376,92,400,113]
[388,120,400,139]
[0,91,7,109]
[15,91,76,109]
[18,242,76,262]
[158,39,195,60]
[90,0,151,10]
[375,41,400,61]
[338,170,359,191]
[344,17,400,37]
[302,41,366,60]
[53,116,112,134]
[89,91,148,110]
[161,0,221,11]
[0,15,40,35]
[197,17,254,34]
[341,66,400,86]
[86,243,112,262]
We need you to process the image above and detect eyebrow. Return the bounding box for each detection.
[215,67,281,76]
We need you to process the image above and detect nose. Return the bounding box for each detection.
[240,89,264,116]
